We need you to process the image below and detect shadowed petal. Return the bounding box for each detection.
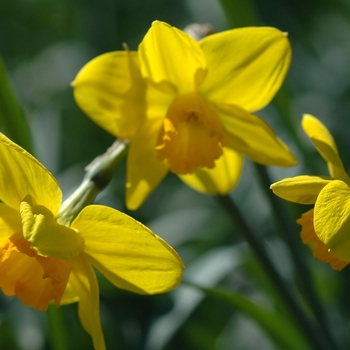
[0,203,22,244]
[126,119,169,210]
[70,256,106,350]
[72,51,146,139]
[59,282,79,305]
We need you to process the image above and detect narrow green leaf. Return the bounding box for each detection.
[195,285,311,350]
[0,56,33,153]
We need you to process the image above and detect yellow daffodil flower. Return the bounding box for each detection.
[73,21,297,210]
[0,133,184,350]
[271,114,350,270]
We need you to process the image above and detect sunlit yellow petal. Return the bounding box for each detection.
[180,147,243,194]
[70,256,106,350]
[218,104,297,166]
[72,205,184,294]
[20,195,84,259]
[297,209,348,271]
[126,119,169,210]
[302,114,349,183]
[72,51,146,139]
[0,133,62,214]
[0,203,22,244]
[139,21,207,95]
[270,175,332,204]
[199,27,291,111]
[314,180,350,261]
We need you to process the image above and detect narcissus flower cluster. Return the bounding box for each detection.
[0,133,183,350]
[271,114,350,270]
[73,21,297,210]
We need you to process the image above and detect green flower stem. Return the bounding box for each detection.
[253,163,337,346]
[217,194,334,350]
[47,305,70,350]
[57,138,129,226]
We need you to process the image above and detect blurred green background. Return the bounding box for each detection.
[2,0,350,349]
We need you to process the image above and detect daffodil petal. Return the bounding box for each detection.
[60,282,79,305]
[270,175,332,204]
[199,27,291,111]
[146,85,174,119]
[302,114,349,182]
[72,51,146,139]
[179,147,243,194]
[72,205,184,294]
[70,256,106,350]
[126,119,169,210]
[0,133,62,214]
[218,104,297,166]
[314,180,350,261]
[0,203,22,244]
[20,195,85,259]
[139,21,207,95]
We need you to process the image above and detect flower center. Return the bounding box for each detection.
[155,93,225,174]
[0,231,72,311]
